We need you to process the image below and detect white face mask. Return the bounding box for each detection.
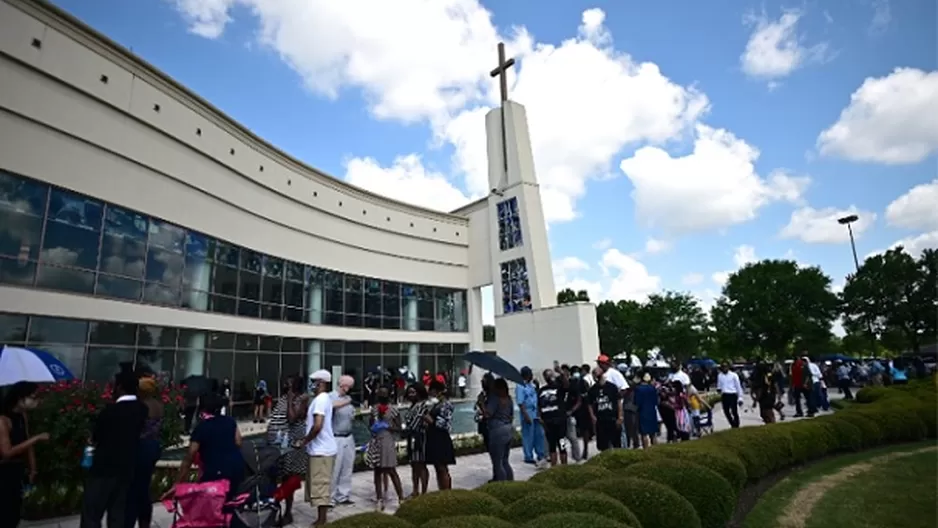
[22,397,39,410]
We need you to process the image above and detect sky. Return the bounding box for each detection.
[51,0,937,329]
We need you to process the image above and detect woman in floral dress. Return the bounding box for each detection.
[404,384,430,497]
[423,380,456,490]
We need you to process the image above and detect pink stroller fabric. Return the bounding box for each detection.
[163,480,233,528]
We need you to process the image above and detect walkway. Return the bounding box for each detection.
[30,395,839,527]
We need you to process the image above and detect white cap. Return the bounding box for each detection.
[310,370,332,383]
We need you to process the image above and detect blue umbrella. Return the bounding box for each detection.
[462,351,525,384]
[687,358,717,368]
[0,345,75,385]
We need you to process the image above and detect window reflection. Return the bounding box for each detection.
[0,171,471,334]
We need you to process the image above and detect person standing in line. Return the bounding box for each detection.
[587,367,622,452]
[474,374,494,480]
[404,384,431,498]
[423,381,456,490]
[835,361,854,401]
[515,367,545,466]
[483,378,515,481]
[790,355,807,416]
[125,373,164,528]
[633,372,660,448]
[266,375,308,525]
[559,365,583,462]
[804,356,822,416]
[457,371,468,399]
[81,372,148,528]
[538,370,569,467]
[716,362,744,428]
[329,375,356,508]
[294,370,337,528]
[0,382,49,528]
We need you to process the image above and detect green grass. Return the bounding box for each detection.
[742,441,935,528]
[805,450,938,528]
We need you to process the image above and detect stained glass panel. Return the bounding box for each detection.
[496,197,523,251]
[500,257,532,314]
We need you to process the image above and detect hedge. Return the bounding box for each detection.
[422,515,514,528]
[331,512,414,528]
[501,489,637,526]
[521,512,633,528]
[527,463,612,489]
[582,476,700,528]
[624,459,735,528]
[475,481,552,504]
[648,444,748,492]
[394,490,503,526]
[586,448,651,471]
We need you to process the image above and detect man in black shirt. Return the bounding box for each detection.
[80,371,148,528]
[587,368,623,451]
[537,370,568,466]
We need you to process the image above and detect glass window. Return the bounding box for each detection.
[257,354,281,397]
[27,316,88,344]
[37,189,103,294]
[259,335,281,353]
[343,275,363,327]
[417,286,435,331]
[135,348,174,380]
[85,346,135,383]
[363,278,382,328]
[323,271,343,326]
[181,232,213,311]
[419,343,435,376]
[208,350,233,383]
[283,262,305,322]
[207,331,235,350]
[37,342,86,381]
[434,288,455,332]
[0,172,47,287]
[280,354,303,382]
[175,348,206,381]
[501,257,532,313]
[323,341,343,375]
[497,197,523,251]
[98,206,148,302]
[145,219,185,308]
[232,351,258,401]
[0,313,28,344]
[137,325,178,348]
[382,281,401,330]
[88,321,137,346]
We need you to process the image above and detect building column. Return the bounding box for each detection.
[306,339,322,374]
[408,343,419,375]
[404,296,418,331]
[185,331,206,376]
[187,259,211,311]
[467,286,484,352]
[306,283,323,325]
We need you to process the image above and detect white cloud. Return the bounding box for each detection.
[682,273,704,286]
[885,180,938,231]
[592,238,613,251]
[869,0,891,35]
[344,155,470,211]
[169,2,708,224]
[620,125,809,233]
[712,245,758,286]
[602,248,661,302]
[780,206,876,244]
[889,231,938,257]
[817,68,938,164]
[644,237,670,254]
[740,10,830,83]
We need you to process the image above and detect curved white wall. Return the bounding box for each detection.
[0,0,472,289]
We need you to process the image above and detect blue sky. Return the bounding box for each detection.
[52,0,937,325]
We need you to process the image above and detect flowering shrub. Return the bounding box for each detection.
[22,380,185,519]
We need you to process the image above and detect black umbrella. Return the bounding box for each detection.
[462,351,525,384]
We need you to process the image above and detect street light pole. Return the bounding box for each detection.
[838,214,877,351]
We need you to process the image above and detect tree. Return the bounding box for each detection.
[642,291,707,361]
[557,288,591,304]
[841,247,937,353]
[595,299,651,360]
[711,259,839,359]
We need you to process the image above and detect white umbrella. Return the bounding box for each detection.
[0,345,74,385]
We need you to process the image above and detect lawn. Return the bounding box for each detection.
[742,442,937,528]
[805,449,937,528]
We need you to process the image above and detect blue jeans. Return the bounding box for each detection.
[488,423,515,481]
[521,419,545,462]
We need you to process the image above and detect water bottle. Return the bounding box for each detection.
[81,446,95,469]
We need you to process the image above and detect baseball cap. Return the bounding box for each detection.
[310,370,332,383]
[596,354,611,364]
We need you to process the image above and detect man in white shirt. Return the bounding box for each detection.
[457,372,467,399]
[597,354,628,391]
[668,363,692,387]
[329,375,355,506]
[716,362,744,428]
[294,370,336,527]
[805,356,823,416]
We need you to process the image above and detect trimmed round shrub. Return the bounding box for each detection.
[331,512,414,528]
[586,448,651,471]
[855,386,897,404]
[475,481,551,505]
[501,489,635,526]
[624,459,735,528]
[833,412,883,447]
[781,421,836,463]
[522,512,632,528]
[817,417,863,453]
[651,444,747,492]
[854,405,926,443]
[422,515,514,528]
[528,463,612,489]
[394,490,503,526]
[583,476,700,528]
[910,400,938,438]
[701,426,793,479]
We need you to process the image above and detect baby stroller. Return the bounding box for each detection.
[693,408,714,437]
[164,439,285,528]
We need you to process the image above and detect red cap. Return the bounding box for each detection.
[597,354,610,363]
